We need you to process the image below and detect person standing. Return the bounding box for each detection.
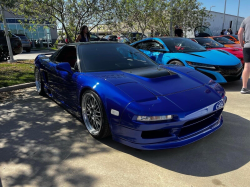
[175,28,183,37]
[76,25,90,42]
[238,17,250,94]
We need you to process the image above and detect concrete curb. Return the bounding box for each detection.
[0,82,35,93]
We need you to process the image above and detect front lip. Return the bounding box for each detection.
[113,115,223,150]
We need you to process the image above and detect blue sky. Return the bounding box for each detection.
[199,0,249,18]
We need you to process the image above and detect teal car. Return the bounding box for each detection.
[131,37,243,83]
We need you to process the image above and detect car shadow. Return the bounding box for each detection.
[0,90,109,187]
[100,111,250,177]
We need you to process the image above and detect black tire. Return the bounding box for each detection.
[26,48,31,53]
[168,60,185,66]
[81,90,111,139]
[34,68,46,96]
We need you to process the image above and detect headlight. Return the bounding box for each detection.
[137,115,173,121]
[186,61,216,70]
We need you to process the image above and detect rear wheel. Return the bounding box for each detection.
[26,48,31,53]
[168,60,184,66]
[35,68,45,96]
[81,90,111,139]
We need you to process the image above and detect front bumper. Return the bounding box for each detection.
[196,68,242,83]
[112,116,223,150]
[22,43,31,48]
[111,97,227,150]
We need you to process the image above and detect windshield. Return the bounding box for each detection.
[194,26,213,37]
[78,43,157,72]
[195,38,224,48]
[162,38,206,52]
[213,37,235,44]
[232,35,239,40]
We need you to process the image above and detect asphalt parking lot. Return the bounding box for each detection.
[0,80,250,187]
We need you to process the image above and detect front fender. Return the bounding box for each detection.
[76,74,133,130]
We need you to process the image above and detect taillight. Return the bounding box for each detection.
[118,37,120,39]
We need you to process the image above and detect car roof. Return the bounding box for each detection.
[65,41,125,46]
[141,37,189,40]
[15,34,26,36]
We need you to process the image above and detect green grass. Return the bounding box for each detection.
[0,60,35,88]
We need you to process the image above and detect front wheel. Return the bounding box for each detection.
[81,90,111,139]
[168,60,185,66]
[35,68,45,96]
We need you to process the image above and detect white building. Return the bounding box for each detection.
[186,11,244,38]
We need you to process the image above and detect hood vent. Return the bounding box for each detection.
[217,50,230,55]
[188,53,205,58]
[122,67,175,78]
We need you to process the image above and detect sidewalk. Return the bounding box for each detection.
[31,47,57,52]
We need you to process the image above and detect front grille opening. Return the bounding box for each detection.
[179,109,223,137]
[141,129,172,139]
[200,71,217,80]
[224,74,242,82]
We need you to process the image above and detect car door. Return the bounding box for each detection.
[49,46,79,110]
[134,41,152,57]
[135,40,165,63]
[146,41,166,64]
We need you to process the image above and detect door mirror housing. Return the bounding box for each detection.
[150,56,156,61]
[149,48,168,53]
[56,62,73,74]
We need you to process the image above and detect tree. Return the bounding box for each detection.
[170,0,212,37]
[5,0,116,42]
[0,0,17,62]
[109,0,162,40]
[108,0,210,39]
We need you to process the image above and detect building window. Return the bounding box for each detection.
[7,24,17,34]
[6,19,16,23]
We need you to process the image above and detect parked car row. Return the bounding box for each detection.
[15,34,31,52]
[0,30,23,60]
[131,37,243,83]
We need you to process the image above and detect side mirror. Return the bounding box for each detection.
[56,62,73,74]
[150,56,156,61]
[149,48,168,53]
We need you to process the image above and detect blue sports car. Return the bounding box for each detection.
[131,37,243,83]
[35,42,227,150]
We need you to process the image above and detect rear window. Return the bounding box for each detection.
[213,37,235,44]
[78,43,157,72]
[195,38,224,48]
[19,36,28,40]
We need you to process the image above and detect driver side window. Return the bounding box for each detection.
[140,41,164,51]
[55,46,78,71]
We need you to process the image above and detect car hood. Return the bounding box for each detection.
[176,50,240,65]
[92,66,221,111]
[207,47,243,57]
[93,66,210,96]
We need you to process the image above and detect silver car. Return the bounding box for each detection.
[14,34,31,52]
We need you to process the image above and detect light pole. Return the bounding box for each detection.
[236,0,241,32]
[222,0,227,31]
[169,0,173,36]
[210,6,215,12]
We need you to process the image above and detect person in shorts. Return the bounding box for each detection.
[239,17,250,94]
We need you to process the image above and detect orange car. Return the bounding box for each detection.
[208,36,242,48]
[221,35,241,44]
